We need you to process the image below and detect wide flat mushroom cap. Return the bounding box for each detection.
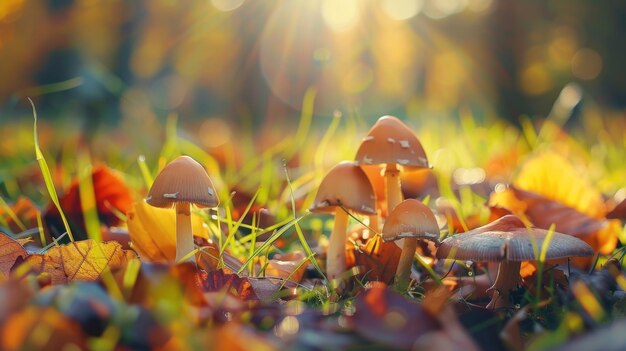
[146,156,219,208]
[436,215,594,262]
[354,116,429,169]
[382,199,439,242]
[309,161,377,215]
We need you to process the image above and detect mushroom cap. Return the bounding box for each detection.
[436,215,594,262]
[146,156,219,208]
[309,161,377,215]
[354,116,429,169]
[382,199,439,242]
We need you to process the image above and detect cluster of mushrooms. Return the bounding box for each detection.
[143,116,594,309]
[310,115,594,308]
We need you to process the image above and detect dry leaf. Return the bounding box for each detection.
[0,233,28,278]
[127,201,209,262]
[22,240,136,284]
[265,251,308,283]
[489,152,620,268]
[351,283,440,349]
[607,198,626,220]
[348,235,401,284]
[0,197,43,236]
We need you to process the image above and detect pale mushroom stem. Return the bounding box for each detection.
[175,202,195,263]
[384,163,403,213]
[368,212,379,233]
[395,237,418,291]
[486,261,521,309]
[327,208,349,286]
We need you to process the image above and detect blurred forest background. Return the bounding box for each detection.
[0,0,625,138]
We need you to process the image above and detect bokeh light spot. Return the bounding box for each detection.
[322,0,360,32]
[381,0,424,21]
[199,118,232,148]
[211,0,245,12]
[521,63,553,95]
[571,48,603,80]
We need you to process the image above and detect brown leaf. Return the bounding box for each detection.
[351,283,440,349]
[199,269,258,301]
[348,235,401,284]
[265,251,308,283]
[0,233,28,279]
[607,197,626,220]
[21,240,136,284]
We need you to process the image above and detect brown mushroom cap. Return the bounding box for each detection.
[382,199,439,242]
[309,161,377,215]
[146,156,219,208]
[436,215,594,262]
[354,116,429,169]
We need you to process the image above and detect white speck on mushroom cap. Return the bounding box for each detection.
[418,157,427,164]
[387,138,396,143]
[208,188,214,196]
[361,205,374,213]
[399,140,410,148]
[363,136,375,141]
[397,159,409,165]
[163,192,179,199]
[363,156,373,164]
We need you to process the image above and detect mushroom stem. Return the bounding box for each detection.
[384,163,403,213]
[486,261,521,309]
[327,208,349,286]
[395,237,418,291]
[175,202,195,263]
[368,212,379,233]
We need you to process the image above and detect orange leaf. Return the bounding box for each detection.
[21,240,136,284]
[44,165,133,238]
[0,306,87,351]
[0,232,28,278]
[349,235,401,284]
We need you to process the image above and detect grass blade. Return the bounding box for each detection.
[29,98,74,242]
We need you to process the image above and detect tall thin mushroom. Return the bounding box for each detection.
[382,199,439,291]
[355,116,430,215]
[310,162,377,286]
[436,215,593,309]
[146,156,219,262]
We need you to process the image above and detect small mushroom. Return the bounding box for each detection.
[309,162,377,284]
[382,199,439,291]
[355,116,430,215]
[436,215,593,309]
[146,156,219,262]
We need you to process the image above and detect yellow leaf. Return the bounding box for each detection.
[127,202,209,262]
[515,152,606,218]
[22,240,136,284]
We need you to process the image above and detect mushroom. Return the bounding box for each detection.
[382,199,439,291]
[436,215,594,309]
[146,156,219,262]
[355,116,430,214]
[309,161,377,284]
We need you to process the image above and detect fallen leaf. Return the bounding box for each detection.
[0,232,28,278]
[127,201,209,263]
[348,235,401,284]
[198,269,258,301]
[265,251,308,283]
[351,282,440,349]
[21,240,136,284]
[607,197,626,220]
[0,306,87,351]
[489,151,620,268]
[45,165,134,239]
[0,197,43,236]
